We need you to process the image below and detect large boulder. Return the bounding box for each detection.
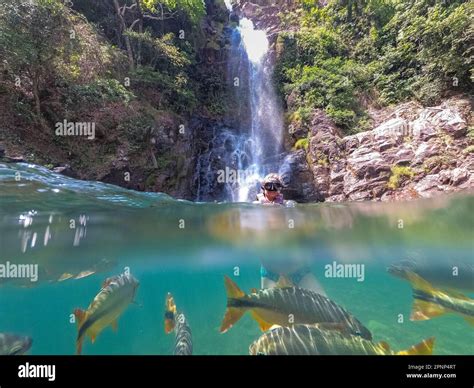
[300,97,473,202]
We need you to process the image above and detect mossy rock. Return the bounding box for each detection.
[293,137,309,151]
[206,39,221,51]
[463,145,474,154]
[387,166,415,190]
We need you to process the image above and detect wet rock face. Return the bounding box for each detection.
[99,114,196,199]
[279,149,323,202]
[286,97,473,202]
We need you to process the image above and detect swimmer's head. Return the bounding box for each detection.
[261,174,283,201]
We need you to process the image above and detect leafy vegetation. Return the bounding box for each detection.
[388,165,415,189]
[464,145,474,154]
[294,137,309,151]
[276,0,473,134]
[0,0,75,117]
[68,79,135,105]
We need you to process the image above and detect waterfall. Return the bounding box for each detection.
[223,0,233,11]
[234,17,284,201]
[194,5,285,202]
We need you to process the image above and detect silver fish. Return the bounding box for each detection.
[221,276,372,340]
[249,325,434,356]
[165,293,192,355]
[74,271,139,354]
[0,333,32,355]
[388,259,474,293]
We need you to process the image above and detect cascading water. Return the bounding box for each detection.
[195,3,285,202]
[235,17,285,201]
[223,0,233,11]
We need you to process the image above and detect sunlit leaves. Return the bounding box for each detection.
[141,0,205,24]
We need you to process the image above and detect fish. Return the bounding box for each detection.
[0,332,33,355]
[0,257,116,287]
[57,258,117,282]
[164,293,193,355]
[388,259,474,293]
[249,324,435,355]
[399,271,474,325]
[73,271,139,354]
[220,276,372,340]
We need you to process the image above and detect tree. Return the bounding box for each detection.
[110,0,205,70]
[0,0,71,118]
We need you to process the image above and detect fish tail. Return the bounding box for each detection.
[397,337,435,355]
[76,338,83,355]
[73,308,87,328]
[165,292,177,334]
[73,309,87,354]
[224,275,245,299]
[220,276,246,333]
[411,297,447,321]
[220,307,246,333]
[464,316,474,326]
[405,271,435,294]
[405,272,448,321]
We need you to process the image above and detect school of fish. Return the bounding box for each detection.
[5,257,474,355]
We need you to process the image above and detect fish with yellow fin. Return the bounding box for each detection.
[73,271,139,354]
[249,324,435,355]
[220,275,372,339]
[388,265,474,325]
[164,293,193,355]
[402,271,474,325]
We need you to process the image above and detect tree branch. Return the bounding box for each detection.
[143,12,178,21]
[119,3,136,16]
[130,18,140,30]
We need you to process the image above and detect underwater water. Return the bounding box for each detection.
[0,163,473,355]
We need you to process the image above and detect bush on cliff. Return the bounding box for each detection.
[276,0,473,135]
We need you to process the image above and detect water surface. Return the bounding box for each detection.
[0,163,473,355]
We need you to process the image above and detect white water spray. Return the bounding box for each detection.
[224,0,233,11]
[194,9,284,202]
[238,18,269,64]
[235,18,283,202]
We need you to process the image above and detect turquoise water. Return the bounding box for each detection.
[0,163,473,355]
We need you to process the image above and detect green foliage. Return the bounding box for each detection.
[194,65,230,116]
[118,113,156,149]
[276,0,473,134]
[373,1,473,105]
[294,137,309,151]
[68,79,135,105]
[126,31,197,114]
[276,28,370,132]
[131,66,197,114]
[289,106,312,127]
[142,0,205,25]
[463,145,474,154]
[127,31,192,69]
[467,126,474,140]
[0,0,73,114]
[388,165,415,189]
[0,0,68,70]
